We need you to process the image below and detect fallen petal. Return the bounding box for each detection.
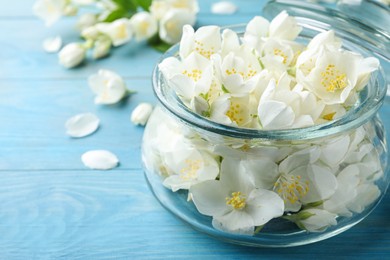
[43,36,62,53]
[65,113,100,138]
[211,1,238,15]
[81,150,119,170]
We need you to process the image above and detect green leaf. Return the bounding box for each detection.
[136,0,152,11]
[112,0,138,11]
[148,34,172,53]
[254,225,265,234]
[103,8,132,22]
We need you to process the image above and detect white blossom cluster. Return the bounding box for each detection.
[143,106,384,235]
[159,11,380,130]
[148,11,385,235]
[33,0,199,68]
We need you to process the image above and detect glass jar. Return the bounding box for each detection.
[142,1,389,247]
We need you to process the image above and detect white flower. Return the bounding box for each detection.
[95,18,132,47]
[257,77,323,130]
[296,30,379,104]
[163,143,219,191]
[212,45,262,96]
[159,52,213,102]
[131,103,154,126]
[220,29,240,57]
[269,10,302,41]
[318,134,350,168]
[58,43,86,68]
[250,146,338,212]
[243,11,301,52]
[76,13,98,31]
[291,208,337,232]
[190,159,284,235]
[210,94,253,127]
[65,113,100,138]
[260,38,304,72]
[81,26,100,40]
[81,150,119,170]
[211,1,238,15]
[129,11,158,41]
[168,0,199,13]
[150,0,170,20]
[159,9,196,44]
[92,37,111,59]
[88,69,128,104]
[180,25,221,59]
[323,164,381,216]
[43,36,62,53]
[33,0,66,26]
[243,16,270,52]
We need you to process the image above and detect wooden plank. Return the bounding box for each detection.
[0,169,388,258]
[0,78,155,170]
[2,77,390,172]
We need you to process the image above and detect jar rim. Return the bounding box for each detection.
[153,24,387,141]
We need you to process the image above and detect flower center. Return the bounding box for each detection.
[117,24,128,39]
[273,174,309,205]
[322,112,336,121]
[225,102,245,125]
[226,191,246,210]
[273,48,288,64]
[139,21,150,35]
[320,64,348,92]
[182,69,202,82]
[180,159,201,180]
[195,40,215,59]
[225,64,257,80]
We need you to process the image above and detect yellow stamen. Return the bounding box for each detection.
[320,64,348,92]
[226,192,246,210]
[323,112,336,121]
[273,174,309,204]
[180,159,201,180]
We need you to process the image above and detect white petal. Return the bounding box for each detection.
[298,209,337,232]
[246,189,284,226]
[65,113,100,138]
[213,209,254,232]
[302,164,338,203]
[81,150,119,170]
[320,135,350,167]
[190,180,229,217]
[211,1,238,15]
[43,36,62,53]
[212,218,254,235]
[279,146,320,174]
[258,100,295,130]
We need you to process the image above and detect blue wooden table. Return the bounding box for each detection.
[0,0,389,258]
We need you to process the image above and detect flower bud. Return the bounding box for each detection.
[58,43,86,68]
[63,5,78,16]
[77,13,98,31]
[131,103,154,126]
[93,38,112,59]
[95,18,132,47]
[159,9,196,44]
[130,11,158,41]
